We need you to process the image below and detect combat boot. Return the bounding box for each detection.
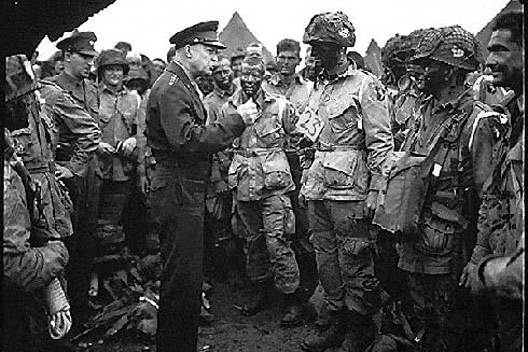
[301,309,348,352]
[239,280,270,316]
[280,294,304,327]
[336,313,375,352]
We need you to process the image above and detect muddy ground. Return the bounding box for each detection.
[77,279,331,352]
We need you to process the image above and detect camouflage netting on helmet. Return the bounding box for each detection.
[413,25,482,71]
[303,11,356,47]
[382,28,430,67]
[5,54,40,102]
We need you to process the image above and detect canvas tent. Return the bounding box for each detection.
[219,12,275,64]
[363,39,383,77]
[475,0,523,58]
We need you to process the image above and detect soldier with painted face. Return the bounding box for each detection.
[381,29,429,150]
[383,26,502,352]
[222,57,302,323]
[300,11,393,352]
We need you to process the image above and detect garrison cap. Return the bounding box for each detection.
[5,54,39,102]
[169,21,226,50]
[97,49,130,75]
[303,11,356,47]
[56,31,98,56]
[413,25,482,71]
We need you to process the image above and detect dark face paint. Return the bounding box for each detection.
[310,42,342,71]
[415,59,451,96]
[240,63,264,98]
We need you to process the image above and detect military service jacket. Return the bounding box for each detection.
[11,90,74,239]
[223,88,297,201]
[48,71,99,121]
[471,95,524,266]
[3,162,69,293]
[398,91,500,275]
[97,84,141,181]
[40,81,101,177]
[146,61,245,180]
[301,65,393,201]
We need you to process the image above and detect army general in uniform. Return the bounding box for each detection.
[145,21,247,352]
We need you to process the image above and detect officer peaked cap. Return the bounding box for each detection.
[169,21,226,50]
[57,31,98,56]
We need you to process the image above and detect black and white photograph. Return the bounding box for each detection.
[3,0,524,351]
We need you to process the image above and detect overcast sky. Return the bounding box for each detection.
[36,0,511,62]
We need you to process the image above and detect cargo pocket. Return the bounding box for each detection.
[322,152,356,189]
[342,238,374,256]
[417,214,456,255]
[262,155,292,190]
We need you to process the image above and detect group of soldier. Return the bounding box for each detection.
[3,7,524,352]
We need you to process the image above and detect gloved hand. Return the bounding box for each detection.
[236,100,259,125]
[44,277,72,339]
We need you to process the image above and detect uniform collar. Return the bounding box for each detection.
[168,60,202,98]
[99,82,127,95]
[212,84,235,98]
[231,87,274,108]
[316,62,355,87]
[55,71,83,92]
[268,73,305,87]
[421,88,473,115]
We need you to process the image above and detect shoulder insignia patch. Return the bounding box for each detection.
[375,84,386,101]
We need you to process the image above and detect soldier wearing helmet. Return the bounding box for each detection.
[300,11,393,352]
[87,49,140,286]
[382,25,503,352]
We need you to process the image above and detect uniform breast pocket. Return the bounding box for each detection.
[254,116,283,145]
[322,152,356,189]
[326,100,359,134]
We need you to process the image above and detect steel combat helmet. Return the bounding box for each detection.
[303,11,356,47]
[413,25,482,71]
[96,49,130,75]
